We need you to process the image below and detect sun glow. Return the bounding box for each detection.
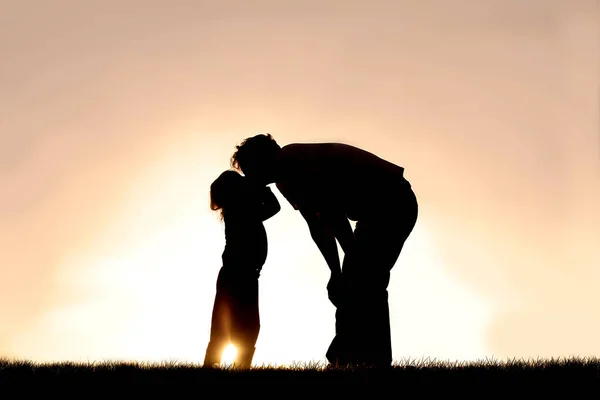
[221,344,238,367]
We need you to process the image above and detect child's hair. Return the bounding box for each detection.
[210,170,244,220]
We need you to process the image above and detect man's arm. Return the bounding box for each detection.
[299,208,342,276]
[259,186,281,221]
[276,182,350,273]
[318,210,354,256]
[300,207,349,307]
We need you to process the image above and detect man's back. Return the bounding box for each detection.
[275,142,409,220]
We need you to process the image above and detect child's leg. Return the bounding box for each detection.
[203,267,233,367]
[229,272,260,368]
[204,340,225,367]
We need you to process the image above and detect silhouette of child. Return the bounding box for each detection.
[203,170,280,368]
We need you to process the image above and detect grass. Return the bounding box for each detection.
[2,356,599,392]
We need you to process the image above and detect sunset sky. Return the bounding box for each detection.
[1,0,599,366]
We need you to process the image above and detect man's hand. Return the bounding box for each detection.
[327,272,346,308]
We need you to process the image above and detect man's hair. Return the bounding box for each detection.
[230,133,280,173]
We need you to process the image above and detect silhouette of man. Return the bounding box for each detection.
[230,133,418,368]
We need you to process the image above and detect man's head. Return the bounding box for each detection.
[230,133,281,185]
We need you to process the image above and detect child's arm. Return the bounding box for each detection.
[259,186,281,221]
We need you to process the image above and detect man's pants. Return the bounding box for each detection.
[327,187,418,367]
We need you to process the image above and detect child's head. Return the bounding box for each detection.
[210,169,244,220]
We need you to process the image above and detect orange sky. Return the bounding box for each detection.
[1,0,599,365]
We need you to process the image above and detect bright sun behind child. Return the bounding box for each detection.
[221,344,238,366]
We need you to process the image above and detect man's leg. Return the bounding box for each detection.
[326,222,395,367]
[340,222,396,367]
[331,189,418,367]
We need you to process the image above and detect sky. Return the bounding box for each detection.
[1,0,599,366]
